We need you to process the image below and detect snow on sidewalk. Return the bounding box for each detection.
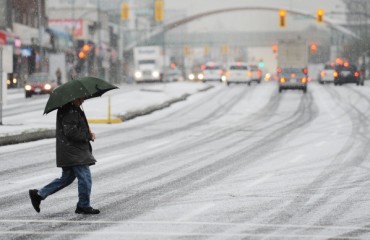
[0,82,212,139]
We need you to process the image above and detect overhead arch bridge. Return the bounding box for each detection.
[125,6,357,51]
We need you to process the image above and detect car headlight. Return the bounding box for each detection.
[25,85,32,91]
[221,75,227,82]
[6,79,10,85]
[13,78,17,84]
[135,71,142,79]
[189,74,195,80]
[198,73,204,80]
[44,84,52,90]
[152,71,160,78]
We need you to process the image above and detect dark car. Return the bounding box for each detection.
[24,72,57,98]
[334,64,363,86]
[277,67,308,93]
[7,73,18,88]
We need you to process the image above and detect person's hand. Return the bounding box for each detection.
[89,129,96,141]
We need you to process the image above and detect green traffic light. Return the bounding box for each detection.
[258,61,264,68]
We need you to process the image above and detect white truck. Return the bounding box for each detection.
[133,46,164,82]
[277,40,309,93]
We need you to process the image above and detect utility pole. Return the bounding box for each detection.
[38,0,43,72]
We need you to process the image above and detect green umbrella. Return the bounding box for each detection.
[44,76,118,114]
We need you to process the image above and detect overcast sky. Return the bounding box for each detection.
[164,0,346,32]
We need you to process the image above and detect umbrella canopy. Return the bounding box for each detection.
[44,76,118,114]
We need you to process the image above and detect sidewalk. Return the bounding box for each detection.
[0,82,213,146]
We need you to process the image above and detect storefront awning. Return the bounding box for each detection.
[46,28,73,51]
[0,30,18,46]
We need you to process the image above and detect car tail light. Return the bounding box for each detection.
[277,67,282,73]
[291,73,296,78]
[354,71,360,77]
[333,71,338,77]
[301,77,307,83]
[320,71,326,77]
[248,71,252,77]
[257,70,262,77]
[303,68,308,75]
[280,77,286,83]
[219,70,223,75]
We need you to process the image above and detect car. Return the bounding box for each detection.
[201,62,223,82]
[248,64,262,84]
[24,72,57,98]
[318,64,335,84]
[188,65,204,81]
[222,62,251,85]
[7,73,18,88]
[277,67,308,93]
[163,67,184,82]
[334,64,363,86]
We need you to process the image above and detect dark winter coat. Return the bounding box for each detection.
[56,103,96,167]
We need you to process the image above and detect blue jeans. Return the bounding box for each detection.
[38,165,92,208]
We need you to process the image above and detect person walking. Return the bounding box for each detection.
[29,97,100,214]
[55,68,62,85]
[56,68,62,85]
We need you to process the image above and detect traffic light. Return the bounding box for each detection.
[279,10,286,28]
[310,43,317,54]
[316,9,324,23]
[76,43,92,73]
[258,59,265,68]
[204,46,209,55]
[221,44,228,55]
[183,46,190,56]
[78,44,91,59]
[272,44,278,54]
[154,0,164,22]
[121,3,129,21]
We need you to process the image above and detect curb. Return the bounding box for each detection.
[0,129,55,146]
[0,85,214,146]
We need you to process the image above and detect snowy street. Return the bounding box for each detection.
[1,81,370,239]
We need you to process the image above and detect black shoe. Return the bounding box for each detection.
[75,206,100,214]
[29,189,42,213]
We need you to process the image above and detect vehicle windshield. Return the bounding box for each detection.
[279,68,305,78]
[324,64,334,70]
[28,75,49,82]
[335,65,357,72]
[249,65,259,71]
[139,60,155,64]
[230,65,248,70]
[205,65,220,70]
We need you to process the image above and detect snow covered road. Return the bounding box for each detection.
[1,81,370,239]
